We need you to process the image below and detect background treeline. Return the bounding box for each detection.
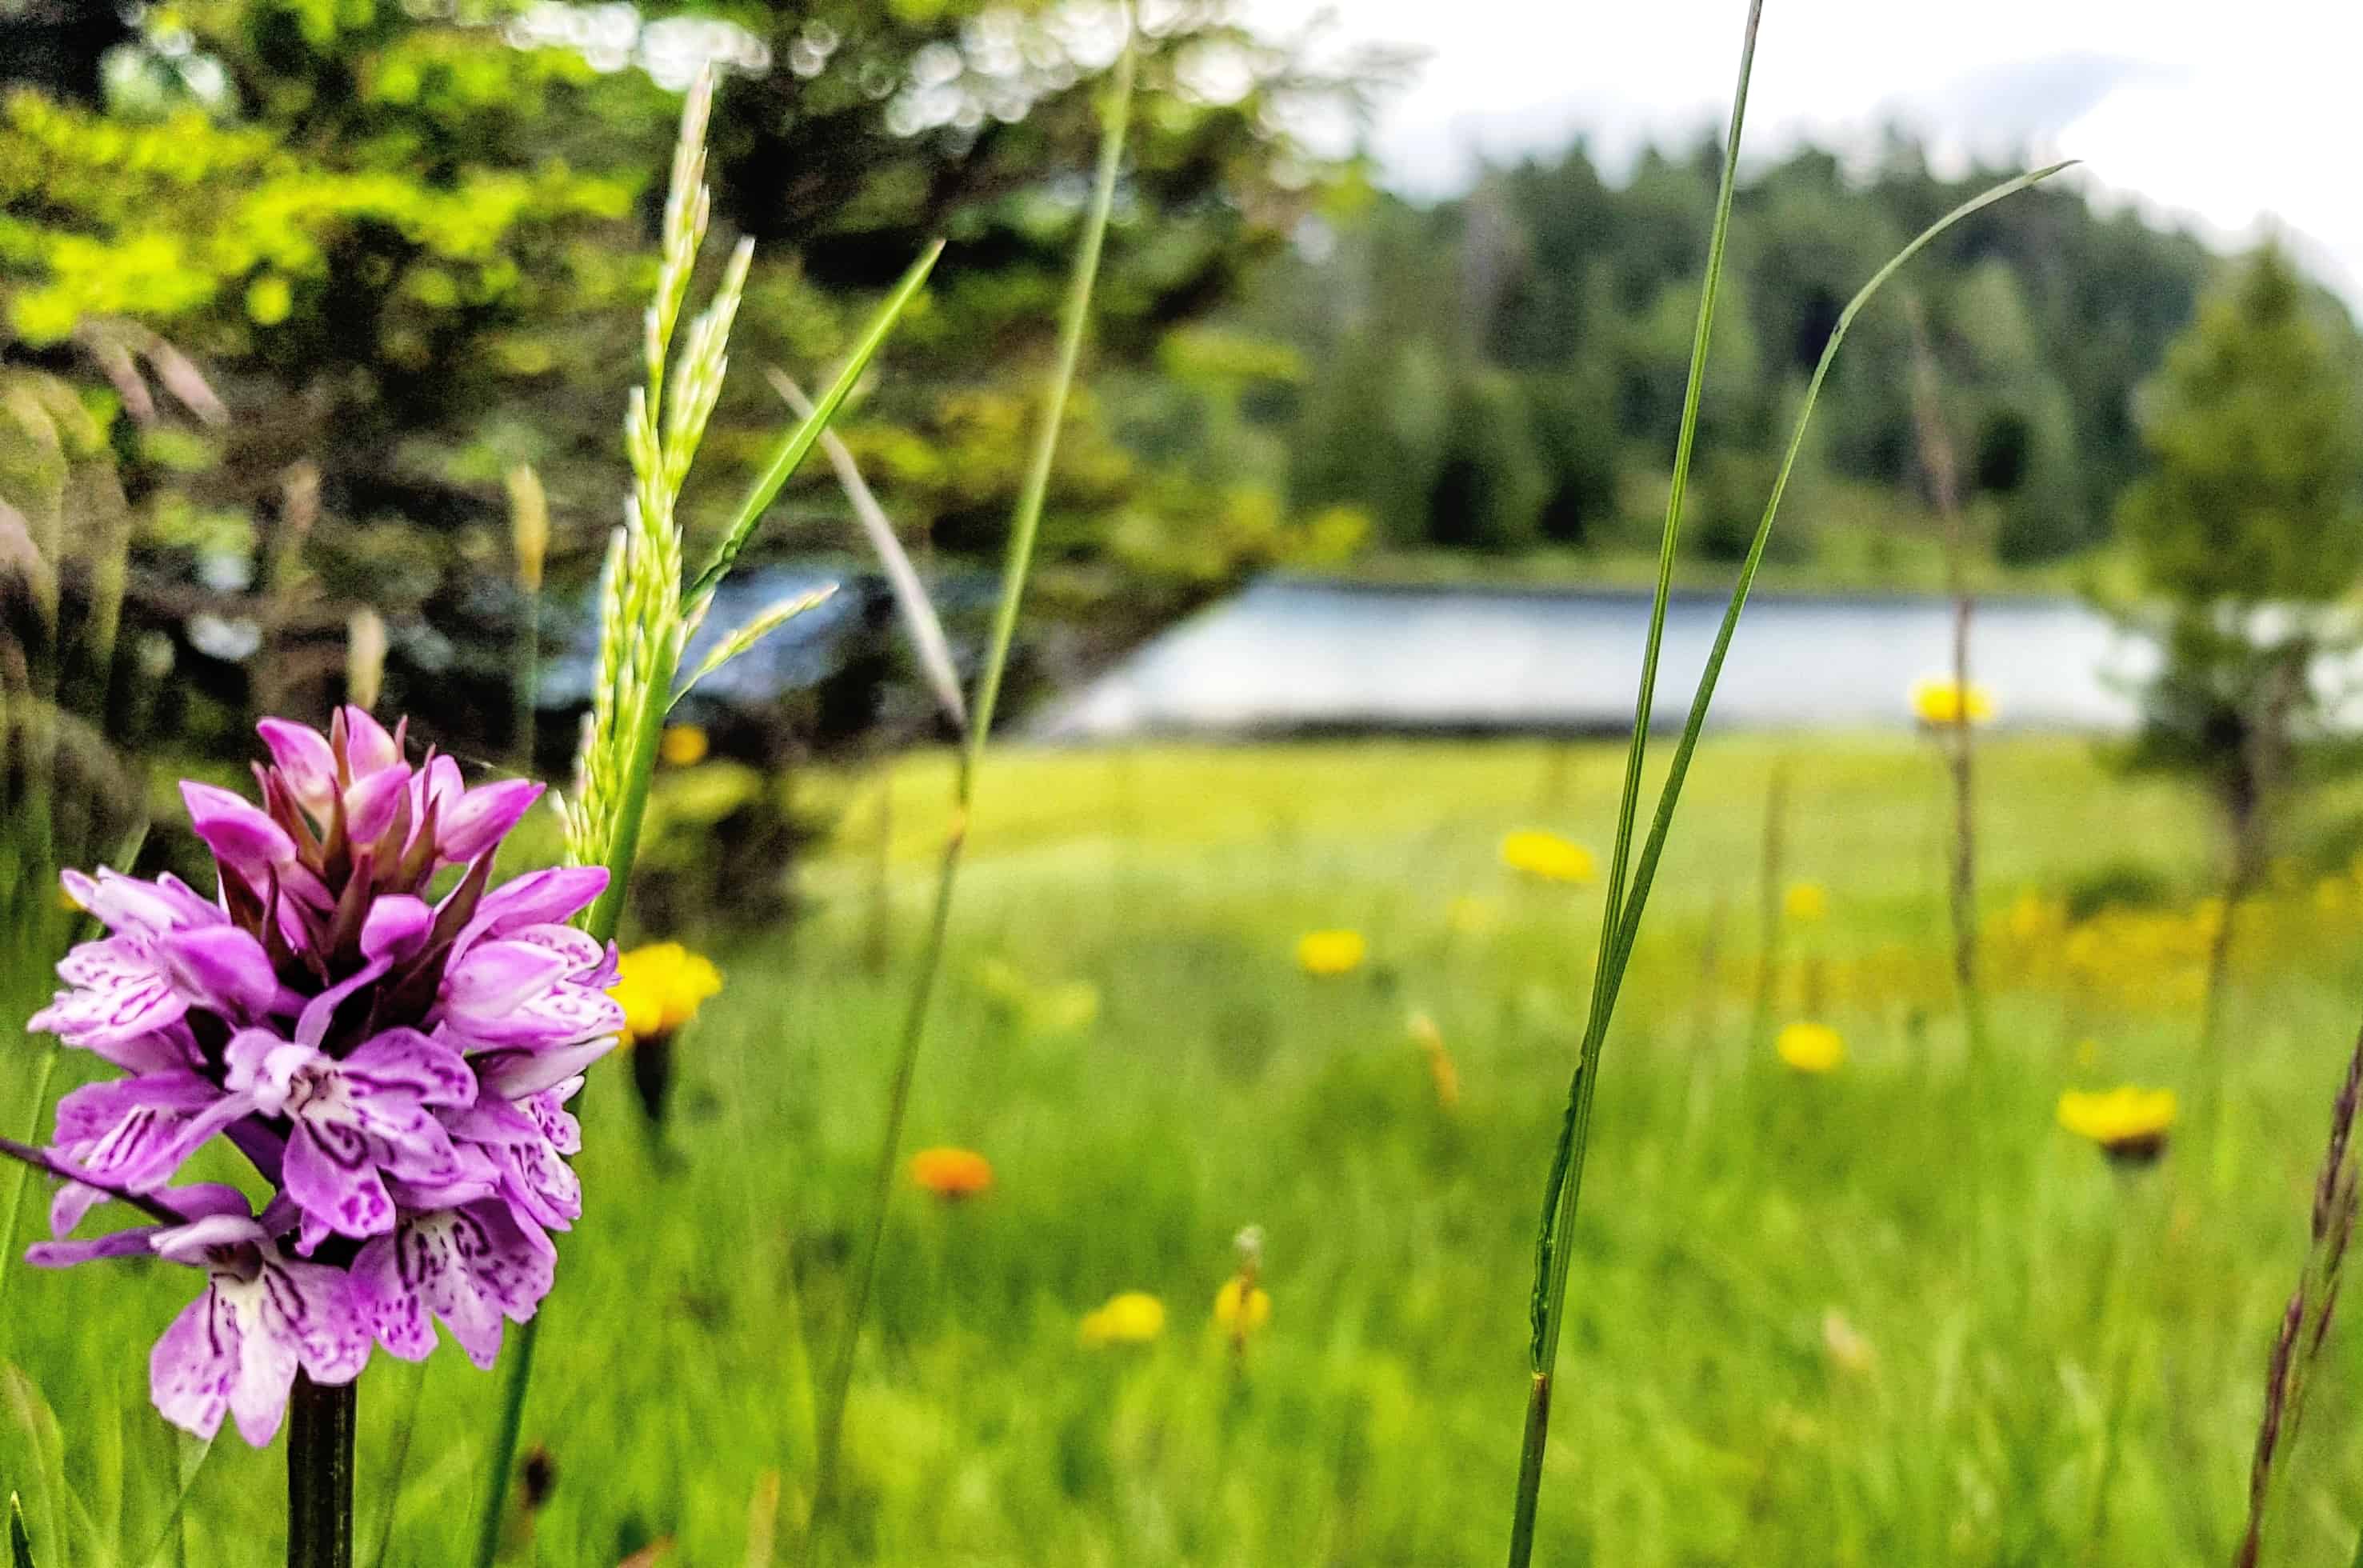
[2,0,2353,762]
[1237,136,2274,575]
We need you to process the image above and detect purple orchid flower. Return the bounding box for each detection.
[8,708,621,1445]
[351,1198,556,1370]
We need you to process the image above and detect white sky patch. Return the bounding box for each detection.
[1253,0,2363,301]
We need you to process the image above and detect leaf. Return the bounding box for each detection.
[686,238,945,606]
[9,1491,35,1568]
[669,586,837,710]
[131,1429,214,1568]
[0,1368,70,1568]
[767,370,967,731]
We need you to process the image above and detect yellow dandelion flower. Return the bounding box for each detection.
[1079,1291,1166,1347]
[1296,929,1366,976]
[1776,1022,1845,1074]
[1501,830,1597,885]
[2057,1086,2176,1165]
[1213,1276,1272,1337]
[610,942,723,1047]
[909,1146,994,1201]
[1909,677,1997,726]
[659,723,710,767]
[1783,881,1829,923]
[2005,888,2063,944]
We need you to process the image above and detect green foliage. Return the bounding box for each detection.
[8,736,2363,1562]
[2113,245,2363,825]
[1425,369,1545,550]
[0,0,1376,762]
[2119,246,2363,606]
[1238,135,2219,578]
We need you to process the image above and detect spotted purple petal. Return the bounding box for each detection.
[350,1199,554,1369]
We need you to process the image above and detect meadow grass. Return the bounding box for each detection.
[6,734,2363,1564]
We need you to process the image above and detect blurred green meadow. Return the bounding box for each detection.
[8,732,2363,1564]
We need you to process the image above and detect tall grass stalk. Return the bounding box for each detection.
[802,26,1134,1547]
[2235,1013,2363,1567]
[2197,658,2300,1170]
[1906,302,1982,1028]
[507,464,549,771]
[1745,762,1788,1050]
[1501,4,2068,1547]
[468,69,940,1568]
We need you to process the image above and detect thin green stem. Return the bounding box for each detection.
[802,27,1134,1552]
[806,839,962,1540]
[473,692,671,1566]
[1504,130,2073,1562]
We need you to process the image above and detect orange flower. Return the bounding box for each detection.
[909,1146,994,1201]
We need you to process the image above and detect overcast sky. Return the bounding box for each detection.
[1253,0,2363,300]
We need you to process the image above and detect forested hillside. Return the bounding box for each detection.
[1218,134,2325,580]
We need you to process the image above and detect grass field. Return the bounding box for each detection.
[8,734,2363,1565]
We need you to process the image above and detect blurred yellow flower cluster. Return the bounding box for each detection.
[1214,1276,1272,1336]
[1080,1291,1166,1347]
[610,942,723,1048]
[1776,1022,1845,1074]
[1909,678,1997,726]
[1782,881,1829,923]
[1296,929,1367,976]
[1501,830,1597,885]
[2058,1086,2176,1165]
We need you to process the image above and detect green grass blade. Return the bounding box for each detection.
[803,23,1134,1547]
[1599,162,2073,998]
[1503,154,2071,1568]
[685,240,946,607]
[1586,1,1761,997]
[8,1492,32,1568]
[1524,0,1763,1416]
[0,1049,58,1338]
[132,1431,213,1568]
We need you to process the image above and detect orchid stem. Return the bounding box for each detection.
[287,1373,355,1568]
